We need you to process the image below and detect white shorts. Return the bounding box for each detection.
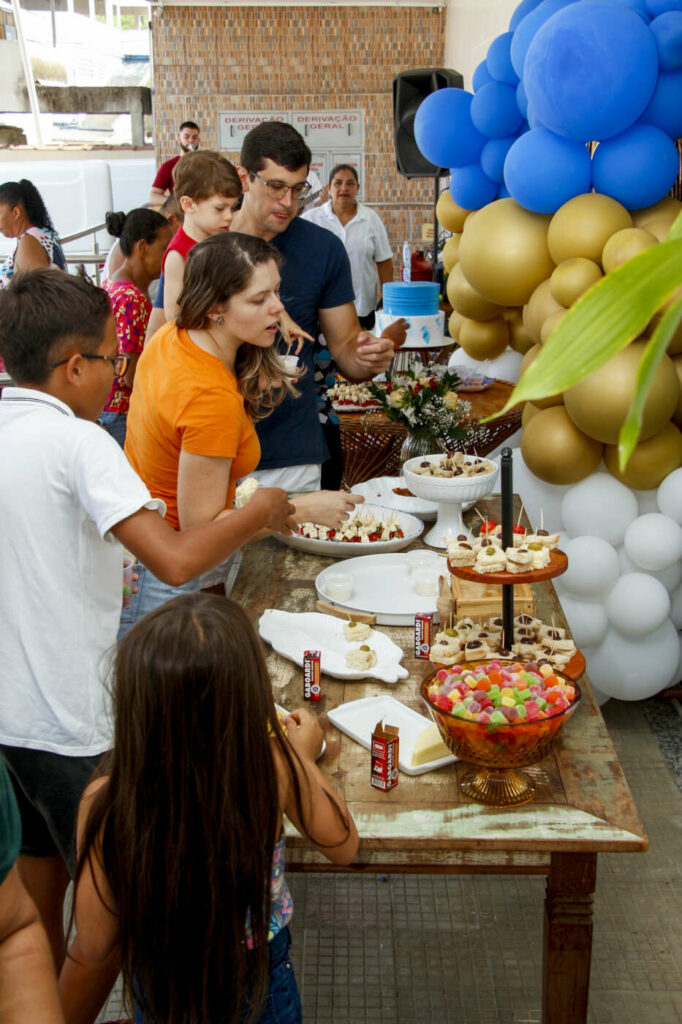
[250,464,322,494]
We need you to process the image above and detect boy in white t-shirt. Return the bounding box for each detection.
[0,269,295,970]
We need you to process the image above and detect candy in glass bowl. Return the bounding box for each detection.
[420,659,581,806]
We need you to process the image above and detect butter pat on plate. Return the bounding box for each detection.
[411,723,451,767]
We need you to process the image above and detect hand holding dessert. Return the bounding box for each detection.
[282,706,325,761]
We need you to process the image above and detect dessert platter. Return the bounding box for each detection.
[421,660,581,805]
[327,694,457,776]
[258,609,409,683]
[447,520,568,584]
[315,550,448,626]
[448,365,494,392]
[350,476,439,521]
[326,379,383,413]
[402,452,500,549]
[280,504,424,556]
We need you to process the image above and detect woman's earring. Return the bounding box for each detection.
[216,316,224,325]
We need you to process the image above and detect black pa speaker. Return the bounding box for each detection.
[393,68,464,179]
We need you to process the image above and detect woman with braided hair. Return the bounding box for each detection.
[0,178,67,287]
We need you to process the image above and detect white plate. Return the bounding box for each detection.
[351,476,438,521]
[279,504,424,557]
[275,703,326,759]
[259,609,408,683]
[315,551,449,626]
[327,695,457,776]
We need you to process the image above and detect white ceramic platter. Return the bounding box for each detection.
[259,609,408,683]
[315,551,449,626]
[350,476,438,521]
[278,504,424,557]
[327,695,457,776]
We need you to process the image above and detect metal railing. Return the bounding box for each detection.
[60,222,108,285]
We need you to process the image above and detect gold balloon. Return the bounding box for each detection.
[604,423,682,489]
[523,278,565,343]
[540,308,568,345]
[521,406,603,484]
[550,258,602,307]
[673,356,682,426]
[442,233,461,274]
[446,263,505,321]
[458,316,509,360]
[631,196,682,228]
[458,198,554,307]
[601,227,658,274]
[638,217,674,243]
[522,401,542,427]
[504,308,535,354]
[448,309,465,343]
[519,344,563,407]
[436,191,473,233]
[564,341,680,444]
[548,193,632,265]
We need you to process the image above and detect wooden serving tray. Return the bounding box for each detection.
[449,574,535,619]
[449,549,568,586]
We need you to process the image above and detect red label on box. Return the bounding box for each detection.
[303,650,321,701]
[370,720,399,791]
[414,612,433,659]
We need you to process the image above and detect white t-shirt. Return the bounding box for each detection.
[0,389,166,756]
[301,201,393,316]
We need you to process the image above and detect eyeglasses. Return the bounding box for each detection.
[249,170,311,201]
[51,353,131,376]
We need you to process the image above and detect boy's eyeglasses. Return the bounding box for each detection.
[51,353,131,376]
[249,170,311,201]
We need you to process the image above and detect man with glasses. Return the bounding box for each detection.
[231,122,404,501]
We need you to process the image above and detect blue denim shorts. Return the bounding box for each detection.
[132,926,301,1024]
[117,564,201,642]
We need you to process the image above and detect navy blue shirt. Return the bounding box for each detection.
[258,217,354,470]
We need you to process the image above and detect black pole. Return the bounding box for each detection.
[432,174,440,282]
[500,447,514,652]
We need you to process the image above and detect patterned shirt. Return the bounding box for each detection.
[244,836,294,948]
[103,279,151,415]
[0,226,66,289]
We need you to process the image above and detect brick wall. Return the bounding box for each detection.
[150,4,449,261]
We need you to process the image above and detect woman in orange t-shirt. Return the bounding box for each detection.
[121,231,299,634]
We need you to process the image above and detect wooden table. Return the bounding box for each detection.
[338,380,522,486]
[233,498,647,1024]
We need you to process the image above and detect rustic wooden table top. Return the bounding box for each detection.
[234,497,648,874]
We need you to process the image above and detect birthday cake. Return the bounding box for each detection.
[375,282,445,349]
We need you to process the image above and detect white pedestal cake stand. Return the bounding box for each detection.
[402,454,500,548]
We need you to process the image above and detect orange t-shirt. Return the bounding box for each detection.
[125,321,260,530]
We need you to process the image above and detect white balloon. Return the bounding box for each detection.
[633,488,660,515]
[657,468,682,525]
[448,347,524,382]
[505,449,569,532]
[561,473,639,545]
[671,584,682,630]
[557,593,608,647]
[588,683,612,707]
[676,633,682,686]
[624,513,682,571]
[617,545,636,575]
[559,536,621,599]
[605,573,671,637]
[617,547,681,592]
[587,620,680,699]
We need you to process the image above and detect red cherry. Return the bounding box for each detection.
[480,520,497,534]
[512,524,526,534]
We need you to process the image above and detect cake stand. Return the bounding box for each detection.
[402,453,499,549]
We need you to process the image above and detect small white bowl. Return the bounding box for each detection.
[325,573,354,602]
[412,569,439,597]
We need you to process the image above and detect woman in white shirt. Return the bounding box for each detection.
[302,164,394,330]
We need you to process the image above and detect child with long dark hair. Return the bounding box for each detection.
[0,178,66,286]
[59,593,358,1024]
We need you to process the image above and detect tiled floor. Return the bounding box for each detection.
[97,698,682,1024]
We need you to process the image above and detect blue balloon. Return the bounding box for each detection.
[599,0,651,19]
[449,163,499,210]
[414,89,486,168]
[473,59,494,91]
[650,12,682,68]
[510,0,582,78]
[639,68,682,136]
[516,78,529,117]
[646,0,682,15]
[471,81,524,138]
[503,127,592,213]
[481,135,519,182]
[524,2,660,141]
[510,0,545,31]
[487,32,519,85]
[497,183,512,199]
[592,123,680,209]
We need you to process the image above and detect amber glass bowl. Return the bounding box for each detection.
[419,664,581,807]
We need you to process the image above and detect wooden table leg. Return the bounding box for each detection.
[542,851,597,1024]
